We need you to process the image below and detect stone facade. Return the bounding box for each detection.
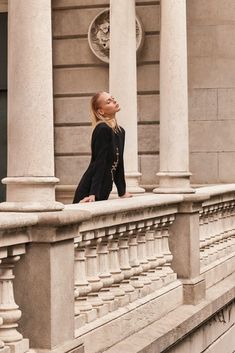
[52,0,235,195]
[52,0,160,193]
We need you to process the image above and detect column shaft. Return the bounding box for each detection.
[109,0,144,193]
[1,0,63,211]
[154,0,194,193]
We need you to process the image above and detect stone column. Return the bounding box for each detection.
[154,0,194,193]
[1,0,63,211]
[109,0,145,193]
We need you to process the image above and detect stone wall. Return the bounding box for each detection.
[52,0,160,190]
[53,0,235,190]
[187,0,235,184]
[165,300,235,353]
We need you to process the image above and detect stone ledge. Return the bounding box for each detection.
[102,271,235,353]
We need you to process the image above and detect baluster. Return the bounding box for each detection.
[118,233,137,302]
[199,211,207,266]
[220,204,229,257]
[118,234,133,279]
[216,204,225,259]
[0,261,4,350]
[154,224,167,282]
[87,293,109,318]
[0,253,28,349]
[85,241,103,292]
[97,238,113,288]
[75,297,97,326]
[202,208,210,266]
[107,236,129,307]
[108,237,124,283]
[74,243,91,296]
[161,216,177,283]
[208,207,218,263]
[128,231,142,276]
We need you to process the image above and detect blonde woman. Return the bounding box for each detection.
[73,91,131,203]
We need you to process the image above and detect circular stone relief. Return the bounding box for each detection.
[88,9,144,64]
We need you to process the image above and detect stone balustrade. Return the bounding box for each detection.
[0,213,38,353]
[73,208,178,330]
[197,186,235,269]
[0,188,234,353]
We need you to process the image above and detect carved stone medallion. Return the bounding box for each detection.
[88,9,144,64]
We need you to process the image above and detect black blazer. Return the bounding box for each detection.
[73,122,126,203]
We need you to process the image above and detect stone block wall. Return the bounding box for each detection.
[52,0,160,190]
[187,0,235,184]
[53,0,235,189]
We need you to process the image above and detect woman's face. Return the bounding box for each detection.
[97,92,120,117]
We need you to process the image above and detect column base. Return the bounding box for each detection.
[125,172,145,194]
[154,172,195,194]
[1,177,64,212]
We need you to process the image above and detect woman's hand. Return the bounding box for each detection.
[80,195,95,203]
[120,192,132,199]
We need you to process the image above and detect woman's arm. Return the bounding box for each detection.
[114,129,126,197]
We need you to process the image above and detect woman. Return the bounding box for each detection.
[73,91,131,203]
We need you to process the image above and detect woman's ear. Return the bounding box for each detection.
[97,108,104,116]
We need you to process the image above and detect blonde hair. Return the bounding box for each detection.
[90,92,121,133]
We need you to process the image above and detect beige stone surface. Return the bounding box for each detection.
[187,0,235,25]
[188,23,235,60]
[138,34,160,63]
[216,25,235,59]
[56,156,90,184]
[53,38,102,66]
[109,0,144,192]
[189,120,235,152]
[188,89,217,120]
[190,152,218,184]
[53,4,160,37]
[8,0,55,177]
[15,240,75,349]
[218,152,235,182]
[138,124,159,153]
[53,0,109,8]
[136,5,160,32]
[54,97,92,124]
[53,8,105,37]
[156,0,192,192]
[187,25,216,58]
[54,67,108,95]
[137,94,160,122]
[218,88,235,119]
[188,57,235,89]
[137,64,159,92]
[55,126,91,154]
[139,155,159,185]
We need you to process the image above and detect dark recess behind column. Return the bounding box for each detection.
[0,13,7,202]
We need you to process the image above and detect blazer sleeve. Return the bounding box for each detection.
[89,125,112,198]
[114,129,126,197]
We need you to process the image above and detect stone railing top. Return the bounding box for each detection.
[196,184,235,207]
[196,184,235,197]
[0,212,38,230]
[0,209,90,230]
[65,194,184,217]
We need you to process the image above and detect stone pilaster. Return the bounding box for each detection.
[154,0,194,194]
[1,0,63,211]
[109,0,145,193]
